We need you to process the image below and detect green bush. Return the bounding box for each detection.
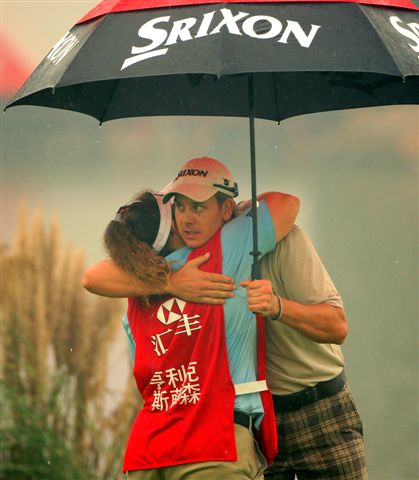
[0,380,99,480]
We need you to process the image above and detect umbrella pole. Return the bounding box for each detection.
[248,73,261,281]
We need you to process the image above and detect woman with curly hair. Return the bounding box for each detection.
[103,190,183,300]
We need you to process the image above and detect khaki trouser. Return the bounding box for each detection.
[125,422,267,480]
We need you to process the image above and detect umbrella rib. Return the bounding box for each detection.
[54,17,108,97]
[98,80,120,124]
[358,5,405,77]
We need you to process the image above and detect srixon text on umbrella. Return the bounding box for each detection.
[120,8,419,69]
[121,8,322,69]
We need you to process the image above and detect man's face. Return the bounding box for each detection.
[174,194,231,248]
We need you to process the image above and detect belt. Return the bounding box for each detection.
[234,410,252,429]
[273,370,346,412]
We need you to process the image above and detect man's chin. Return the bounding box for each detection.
[182,236,205,249]
[185,240,204,249]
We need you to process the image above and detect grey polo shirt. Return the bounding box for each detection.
[260,225,345,395]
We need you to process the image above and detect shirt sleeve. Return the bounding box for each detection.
[123,313,136,364]
[262,225,343,307]
[221,200,275,278]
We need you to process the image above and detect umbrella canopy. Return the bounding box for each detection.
[6,0,419,122]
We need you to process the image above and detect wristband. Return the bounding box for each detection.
[269,292,283,321]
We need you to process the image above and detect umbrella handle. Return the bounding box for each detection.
[251,262,262,281]
[248,73,261,281]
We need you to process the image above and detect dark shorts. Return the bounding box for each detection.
[265,384,368,480]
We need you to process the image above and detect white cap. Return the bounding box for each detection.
[161,156,238,203]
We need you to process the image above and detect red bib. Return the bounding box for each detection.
[123,231,237,471]
[255,314,278,464]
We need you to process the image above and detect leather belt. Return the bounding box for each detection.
[273,370,346,412]
[234,410,252,429]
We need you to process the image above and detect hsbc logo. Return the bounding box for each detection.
[121,7,321,70]
[154,298,202,356]
[157,298,187,325]
[390,16,419,58]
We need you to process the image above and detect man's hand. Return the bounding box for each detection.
[240,279,280,317]
[242,278,348,344]
[168,253,236,304]
[235,199,252,216]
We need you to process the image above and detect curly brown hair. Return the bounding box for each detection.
[104,191,171,290]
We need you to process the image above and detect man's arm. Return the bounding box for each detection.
[279,300,347,345]
[240,279,348,344]
[82,259,158,297]
[258,192,300,242]
[82,254,235,303]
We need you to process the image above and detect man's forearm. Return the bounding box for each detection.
[242,279,347,344]
[82,260,169,298]
[82,255,235,302]
[272,298,348,344]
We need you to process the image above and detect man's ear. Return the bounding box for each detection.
[222,198,235,222]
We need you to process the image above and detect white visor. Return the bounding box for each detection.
[152,193,173,252]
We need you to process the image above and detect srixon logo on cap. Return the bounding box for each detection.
[121,7,321,70]
[174,169,209,181]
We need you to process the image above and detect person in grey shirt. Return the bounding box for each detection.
[252,225,367,479]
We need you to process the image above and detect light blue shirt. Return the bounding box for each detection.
[124,201,275,424]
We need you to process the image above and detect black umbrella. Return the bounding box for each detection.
[6,0,419,277]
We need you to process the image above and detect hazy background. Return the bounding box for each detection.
[1,2,418,479]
